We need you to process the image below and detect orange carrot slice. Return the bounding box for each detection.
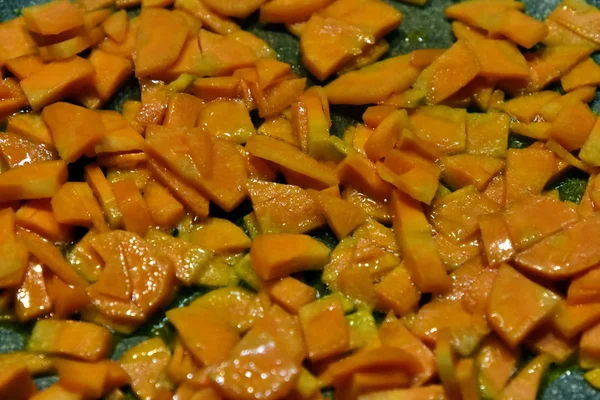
[0,160,68,202]
[22,0,85,35]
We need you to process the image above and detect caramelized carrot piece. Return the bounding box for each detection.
[191,218,251,254]
[0,365,37,400]
[197,29,258,76]
[0,18,38,65]
[119,338,172,400]
[325,55,420,105]
[476,336,519,398]
[22,0,85,35]
[135,9,188,77]
[47,275,90,319]
[479,213,515,267]
[498,355,551,400]
[15,199,72,242]
[6,113,53,146]
[52,182,108,232]
[300,297,350,362]
[21,56,95,111]
[487,264,561,347]
[147,159,210,220]
[28,319,111,361]
[110,178,152,236]
[0,209,29,289]
[0,132,57,168]
[0,160,68,202]
[267,277,315,314]
[42,102,106,162]
[167,306,239,365]
[174,0,240,35]
[102,10,128,43]
[164,93,204,128]
[4,55,44,81]
[390,190,450,293]
[78,50,133,109]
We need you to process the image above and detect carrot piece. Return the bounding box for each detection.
[465,113,509,158]
[56,359,128,398]
[28,319,111,361]
[510,121,551,141]
[548,0,600,45]
[0,78,28,119]
[0,209,29,290]
[37,29,103,62]
[468,39,529,79]
[409,105,466,154]
[374,264,420,317]
[15,199,71,242]
[362,105,396,129]
[498,354,551,400]
[526,325,576,364]
[247,134,339,189]
[4,55,44,81]
[164,93,204,128]
[258,118,298,148]
[363,109,407,161]
[0,132,57,168]
[148,159,210,220]
[0,365,38,400]
[479,213,515,267]
[77,50,133,109]
[166,341,200,385]
[135,9,188,77]
[260,0,333,23]
[51,182,108,232]
[42,102,106,162]
[0,18,38,65]
[98,16,138,60]
[376,161,439,205]
[94,112,144,156]
[191,218,251,254]
[110,178,152,236]
[174,0,239,34]
[197,29,257,76]
[309,188,367,239]
[324,55,420,105]
[102,10,128,43]
[77,0,114,11]
[257,77,307,119]
[167,306,239,365]
[299,297,350,362]
[504,146,564,205]
[475,336,519,398]
[84,164,122,229]
[490,9,548,49]
[119,338,171,400]
[267,277,316,314]
[250,234,330,280]
[255,58,291,89]
[409,49,445,68]
[141,181,183,230]
[300,15,373,81]
[440,154,504,191]
[515,216,600,280]
[487,264,561,347]
[337,153,393,201]
[552,302,600,339]
[7,113,53,146]
[22,0,85,35]
[197,99,256,144]
[569,266,600,305]
[581,322,600,368]
[14,258,51,322]
[451,20,486,41]
[547,100,595,151]
[46,275,89,319]
[430,185,499,242]
[191,76,240,101]
[504,196,579,251]
[561,57,600,92]
[0,160,68,202]
[413,41,479,105]
[390,190,450,293]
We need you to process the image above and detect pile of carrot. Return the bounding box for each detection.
[2,0,600,398]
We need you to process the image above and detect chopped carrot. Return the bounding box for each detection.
[487,264,561,347]
[409,105,466,154]
[191,218,251,254]
[197,99,256,144]
[300,297,350,362]
[0,78,28,119]
[325,55,420,105]
[0,18,38,65]
[51,182,108,232]
[465,112,509,158]
[0,365,38,400]
[164,93,204,128]
[22,0,85,35]
[0,160,68,202]
[110,178,152,236]
[479,213,515,267]
[174,0,240,35]
[78,50,133,109]
[251,233,330,280]
[267,277,315,314]
[0,132,57,168]
[15,199,72,242]
[498,355,551,400]
[98,16,138,60]
[102,10,128,43]
[42,102,106,163]
[14,258,52,322]
[309,188,367,239]
[119,338,172,400]
[6,113,53,146]
[4,55,44,81]
[198,29,257,77]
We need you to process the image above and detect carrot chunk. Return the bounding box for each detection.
[119,338,172,400]
[300,297,350,362]
[0,209,29,289]
[0,365,37,400]
[110,178,152,236]
[15,199,72,242]
[0,160,68,202]
[22,0,85,35]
